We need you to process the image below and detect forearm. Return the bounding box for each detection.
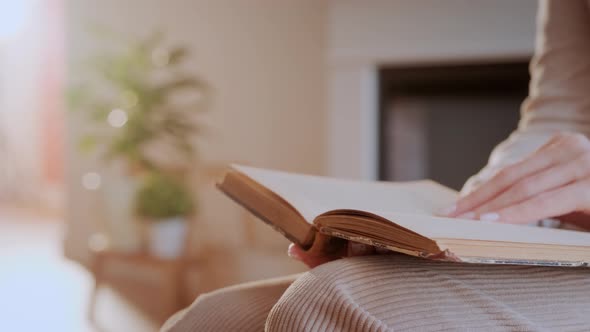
[463,0,590,194]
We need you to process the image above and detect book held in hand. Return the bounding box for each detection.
[217,164,590,267]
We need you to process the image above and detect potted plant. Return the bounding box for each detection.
[69,32,209,254]
[135,172,195,258]
[69,32,209,173]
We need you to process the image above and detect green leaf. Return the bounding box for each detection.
[67,85,91,111]
[156,77,208,95]
[68,29,210,173]
[89,104,112,122]
[135,172,195,219]
[167,47,189,65]
[78,135,98,153]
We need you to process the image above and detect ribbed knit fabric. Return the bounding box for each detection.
[265,255,590,332]
[161,274,299,332]
[163,255,590,331]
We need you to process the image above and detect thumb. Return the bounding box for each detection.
[287,243,336,268]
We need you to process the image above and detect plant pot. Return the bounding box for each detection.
[102,162,142,253]
[147,217,187,259]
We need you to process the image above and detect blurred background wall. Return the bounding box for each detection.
[65,0,327,282]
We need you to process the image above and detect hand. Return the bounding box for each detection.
[287,240,379,269]
[442,133,590,229]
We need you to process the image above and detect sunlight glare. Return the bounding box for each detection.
[0,1,35,43]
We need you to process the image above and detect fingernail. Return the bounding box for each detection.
[437,204,456,216]
[457,212,476,219]
[479,212,500,222]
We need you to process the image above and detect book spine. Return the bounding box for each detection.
[319,227,436,260]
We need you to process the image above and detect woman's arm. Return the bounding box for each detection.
[446,132,590,230]
[462,0,590,194]
[446,1,590,229]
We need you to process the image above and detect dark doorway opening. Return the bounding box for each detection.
[378,61,530,190]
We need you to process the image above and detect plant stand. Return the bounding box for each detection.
[88,248,202,327]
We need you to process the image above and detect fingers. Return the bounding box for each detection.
[445,133,590,218]
[558,212,590,231]
[472,153,590,215]
[288,243,335,268]
[288,241,379,268]
[447,142,555,217]
[347,242,376,256]
[483,180,590,224]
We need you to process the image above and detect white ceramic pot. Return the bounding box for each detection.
[102,162,142,253]
[147,217,187,259]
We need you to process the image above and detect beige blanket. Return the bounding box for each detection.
[164,255,590,331]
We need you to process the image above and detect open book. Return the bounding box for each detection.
[218,164,590,267]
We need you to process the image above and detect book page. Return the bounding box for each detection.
[373,212,590,246]
[233,165,458,223]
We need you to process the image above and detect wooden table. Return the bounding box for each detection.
[88,249,201,325]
